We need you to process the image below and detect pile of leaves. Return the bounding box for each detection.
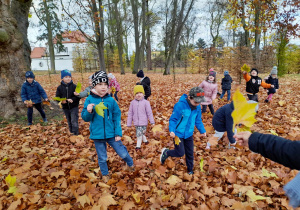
[0,72,300,209]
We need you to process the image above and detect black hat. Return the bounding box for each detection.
[137,70,144,78]
[251,68,258,74]
[91,71,108,87]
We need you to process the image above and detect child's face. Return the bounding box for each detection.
[62,76,72,84]
[26,78,34,83]
[189,97,201,106]
[271,74,277,78]
[108,77,112,81]
[94,83,108,96]
[208,76,215,81]
[135,92,144,100]
[251,71,257,77]
[88,78,92,86]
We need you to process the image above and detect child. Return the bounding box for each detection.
[264,66,279,103]
[21,71,49,125]
[199,70,218,115]
[55,69,80,135]
[74,75,93,98]
[136,70,151,100]
[107,73,120,101]
[220,70,232,101]
[160,87,207,175]
[127,85,155,150]
[81,71,134,181]
[243,68,274,102]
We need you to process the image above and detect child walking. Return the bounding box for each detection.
[127,85,155,150]
[107,73,120,101]
[81,71,134,182]
[264,66,279,103]
[160,87,206,175]
[220,70,232,101]
[243,68,274,102]
[74,75,93,98]
[136,70,151,100]
[21,71,49,125]
[199,70,218,115]
[55,69,80,135]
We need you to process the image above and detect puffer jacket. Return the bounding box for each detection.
[199,80,218,105]
[55,81,80,110]
[221,75,232,90]
[265,75,279,94]
[127,99,154,126]
[21,80,48,103]
[137,76,151,99]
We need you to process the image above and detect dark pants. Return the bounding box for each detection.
[27,103,46,124]
[110,91,119,101]
[166,136,194,172]
[202,104,215,115]
[220,89,231,101]
[247,94,258,102]
[63,107,79,135]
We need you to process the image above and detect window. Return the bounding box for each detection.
[57,47,68,54]
[39,62,43,67]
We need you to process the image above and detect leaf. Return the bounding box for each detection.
[75,82,82,93]
[262,168,278,178]
[5,174,16,187]
[246,190,267,202]
[95,102,108,118]
[152,124,162,133]
[166,175,182,185]
[278,100,285,106]
[241,64,250,72]
[208,136,219,146]
[97,193,117,208]
[231,90,257,132]
[111,87,116,94]
[122,201,135,210]
[270,130,278,136]
[51,171,65,178]
[53,97,67,101]
[2,157,8,162]
[132,193,140,203]
[174,136,181,145]
[77,194,91,207]
[42,101,51,106]
[28,13,32,18]
[200,157,205,172]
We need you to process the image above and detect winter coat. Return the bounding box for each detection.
[221,75,233,90]
[249,132,300,170]
[127,99,154,127]
[55,81,80,110]
[21,80,48,104]
[77,86,92,98]
[244,73,271,95]
[81,93,122,140]
[265,75,279,94]
[109,78,120,92]
[137,76,151,99]
[169,94,206,139]
[199,80,218,105]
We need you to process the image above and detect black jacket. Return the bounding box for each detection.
[249,132,300,170]
[265,75,279,94]
[56,81,80,110]
[137,76,151,99]
[221,75,233,90]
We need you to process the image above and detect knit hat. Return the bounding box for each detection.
[91,71,108,87]
[270,66,278,75]
[61,69,72,79]
[209,70,216,78]
[209,68,214,72]
[189,87,206,103]
[224,71,229,76]
[107,73,115,79]
[134,85,145,95]
[250,68,258,74]
[25,71,35,79]
[137,70,144,78]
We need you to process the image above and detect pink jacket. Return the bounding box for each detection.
[199,80,218,105]
[127,99,155,126]
[109,78,120,91]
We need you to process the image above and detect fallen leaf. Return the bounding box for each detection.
[166,175,182,185]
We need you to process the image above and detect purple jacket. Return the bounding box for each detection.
[127,99,155,126]
[199,80,218,105]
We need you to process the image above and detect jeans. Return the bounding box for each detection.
[220,89,231,101]
[247,94,258,102]
[94,137,134,176]
[202,104,215,115]
[166,136,194,172]
[110,91,119,101]
[63,107,79,135]
[27,103,46,124]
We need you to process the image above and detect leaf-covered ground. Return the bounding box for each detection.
[1,73,300,210]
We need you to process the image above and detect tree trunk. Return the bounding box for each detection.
[130,0,140,73]
[140,0,146,70]
[254,2,261,66]
[98,0,106,71]
[146,0,152,70]
[0,0,31,118]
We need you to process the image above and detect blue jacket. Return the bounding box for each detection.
[221,75,232,90]
[81,93,122,140]
[169,94,206,139]
[21,80,48,104]
[212,102,235,143]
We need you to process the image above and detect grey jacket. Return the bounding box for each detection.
[77,86,92,98]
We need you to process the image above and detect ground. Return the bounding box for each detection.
[0,72,299,209]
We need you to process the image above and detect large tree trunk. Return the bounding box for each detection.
[0,0,32,118]
[254,2,261,66]
[130,0,140,74]
[146,0,152,70]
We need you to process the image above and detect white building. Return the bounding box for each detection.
[31,31,88,71]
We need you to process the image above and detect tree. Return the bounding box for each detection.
[195,38,206,49]
[0,0,32,118]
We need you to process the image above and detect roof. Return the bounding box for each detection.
[30,47,46,58]
[53,30,87,44]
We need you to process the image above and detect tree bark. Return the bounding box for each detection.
[130,0,140,73]
[0,0,31,118]
[146,0,152,70]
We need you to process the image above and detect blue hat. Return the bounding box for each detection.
[224,71,229,76]
[137,70,144,78]
[61,69,72,79]
[25,71,35,79]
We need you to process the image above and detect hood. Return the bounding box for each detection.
[61,80,73,86]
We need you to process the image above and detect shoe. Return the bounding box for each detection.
[160,148,169,165]
[102,175,110,183]
[135,147,141,151]
[188,171,194,175]
[228,142,236,149]
[205,145,211,150]
[144,141,149,145]
[43,118,48,123]
[28,123,32,126]
[127,164,135,172]
[264,99,269,103]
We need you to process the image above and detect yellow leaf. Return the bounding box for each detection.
[75,82,82,93]
[7,186,18,194]
[2,157,8,162]
[5,174,16,187]
[241,64,250,72]
[152,124,162,133]
[132,193,140,203]
[200,157,204,172]
[111,87,116,94]
[174,136,181,145]
[278,100,285,106]
[77,194,91,207]
[262,168,278,178]
[95,102,108,118]
[246,190,267,202]
[58,101,62,108]
[231,166,237,170]
[270,130,278,136]
[231,90,257,132]
[166,175,182,185]
[39,207,47,210]
[28,13,32,18]
[53,97,67,101]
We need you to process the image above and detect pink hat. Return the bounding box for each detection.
[209,68,214,72]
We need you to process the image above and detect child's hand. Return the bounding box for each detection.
[87,104,95,113]
[61,100,67,104]
[74,92,79,96]
[271,85,275,88]
[45,98,49,101]
[233,131,251,147]
[67,99,73,103]
[243,71,247,74]
[24,101,27,104]
[170,132,175,138]
[200,132,206,137]
[115,136,121,141]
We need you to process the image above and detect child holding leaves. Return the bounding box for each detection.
[74,75,93,98]
[127,85,155,150]
[108,73,120,101]
[160,87,206,175]
[81,71,134,182]
[264,66,279,103]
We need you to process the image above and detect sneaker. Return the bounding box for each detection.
[102,175,110,183]
[144,141,149,145]
[264,99,269,103]
[160,148,169,165]
[188,171,194,175]
[228,142,236,149]
[127,164,135,172]
[28,123,32,126]
[135,147,141,151]
[43,118,48,123]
